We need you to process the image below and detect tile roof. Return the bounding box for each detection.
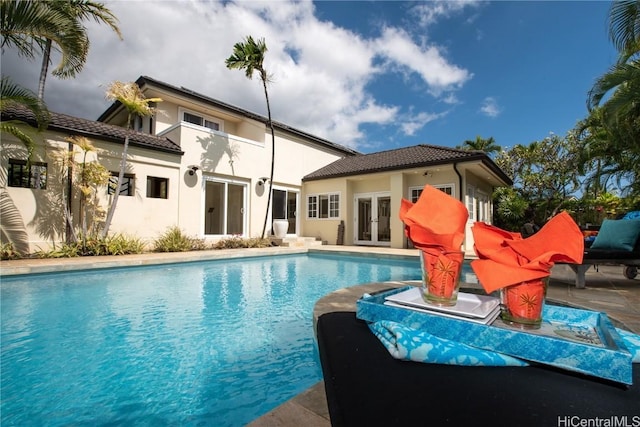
[2,104,183,155]
[303,144,512,184]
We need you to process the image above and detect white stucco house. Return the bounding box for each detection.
[1,76,511,254]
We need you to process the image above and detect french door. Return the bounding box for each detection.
[354,192,391,246]
[272,189,298,235]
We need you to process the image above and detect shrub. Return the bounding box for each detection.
[214,236,271,249]
[34,243,81,258]
[102,234,145,255]
[153,226,205,252]
[33,234,145,258]
[1,242,23,260]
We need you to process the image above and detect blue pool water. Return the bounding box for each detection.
[1,252,427,426]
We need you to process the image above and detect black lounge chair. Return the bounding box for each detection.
[568,216,640,288]
[317,311,640,426]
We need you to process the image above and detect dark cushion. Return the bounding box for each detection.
[590,219,640,252]
[317,311,640,427]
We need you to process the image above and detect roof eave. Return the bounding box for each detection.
[98,76,359,157]
[303,153,512,186]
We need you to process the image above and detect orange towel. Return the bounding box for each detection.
[471,212,584,293]
[399,185,468,251]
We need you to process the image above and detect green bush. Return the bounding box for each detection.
[34,243,81,258]
[102,234,145,255]
[33,234,145,258]
[1,242,23,260]
[153,226,206,252]
[214,236,271,249]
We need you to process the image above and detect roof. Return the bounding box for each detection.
[97,76,359,157]
[2,104,183,155]
[303,144,513,185]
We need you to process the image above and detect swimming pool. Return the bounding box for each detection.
[1,252,431,426]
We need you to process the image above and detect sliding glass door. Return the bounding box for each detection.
[204,180,246,235]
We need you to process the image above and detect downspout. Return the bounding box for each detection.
[453,161,466,253]
[453,162,463,202]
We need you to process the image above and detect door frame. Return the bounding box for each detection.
[270,186,299,236]
[353,192,391,246]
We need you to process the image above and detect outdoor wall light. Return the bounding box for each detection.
[257,177,270,186]
[188,165,199,176]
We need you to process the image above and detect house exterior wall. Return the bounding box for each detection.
[1,137,67,251]
[301,164,501,252]
[1,90,350,254]
[1,131,185,251]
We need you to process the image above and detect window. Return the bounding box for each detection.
[409,184,454,202]
[307,193,340,219]
[329,194,339,218]
[108,173,135,196]
[147,176,168,199]
[410,188,422,203]
[182,111,221,131]
[8,159,47,189]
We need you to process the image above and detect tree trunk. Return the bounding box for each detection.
[260,78,276,239]
[38,39,52,101]
[101,134,129,238]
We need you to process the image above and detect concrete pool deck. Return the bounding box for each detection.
[2,245,639,426]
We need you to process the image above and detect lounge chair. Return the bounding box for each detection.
[316,311,640,426]
[567,213,640,288]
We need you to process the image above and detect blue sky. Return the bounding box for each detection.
[3,1,618,153]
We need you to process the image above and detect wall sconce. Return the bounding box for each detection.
[188,165,199,176]
[257,177,270,186]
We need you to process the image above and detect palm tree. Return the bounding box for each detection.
[1,0,88,84]
[101,81,161,238]
[458,135,501,156]
[37,0,121,101]
[587,0,640,123]
[226,36,275,239]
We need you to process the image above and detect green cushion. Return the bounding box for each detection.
[590,219,640,252]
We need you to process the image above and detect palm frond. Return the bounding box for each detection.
[609,0,640,57]
[104,81,162,122]
[0,0,89,78]
[1,77,50,128]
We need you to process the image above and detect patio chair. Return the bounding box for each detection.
[567,213,640,288]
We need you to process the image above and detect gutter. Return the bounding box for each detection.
[453,161,463,202]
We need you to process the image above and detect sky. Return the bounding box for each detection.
[2,0,619,154]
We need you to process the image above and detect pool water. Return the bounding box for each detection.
[1,252,433,426]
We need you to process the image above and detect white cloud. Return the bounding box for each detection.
[480,97,501,117]
[375,26,472,97]
[2,0,474,149]
[411,1,481,27]
[400,111,448,136]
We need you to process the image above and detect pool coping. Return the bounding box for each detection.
[0,245,420,276]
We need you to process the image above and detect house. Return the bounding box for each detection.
[301,144,512,251]
[1,76,511,254]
